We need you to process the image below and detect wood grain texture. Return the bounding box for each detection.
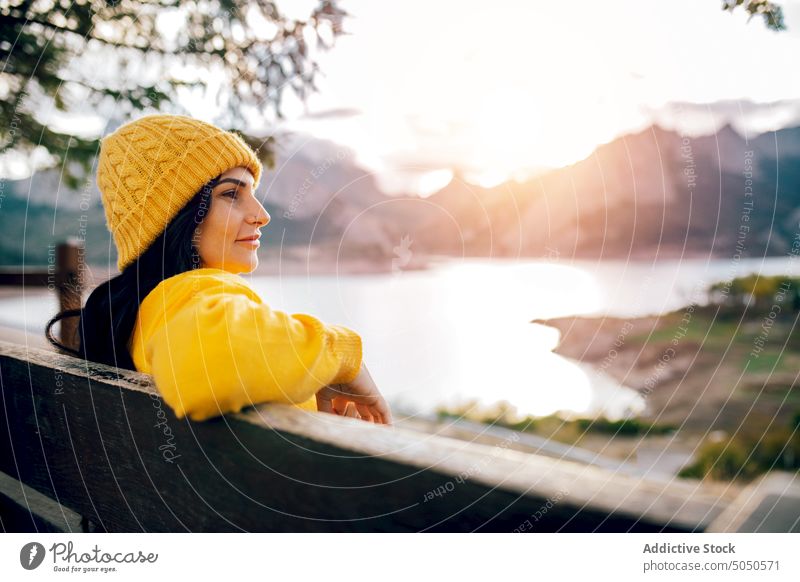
[0,340,730,532]
[0,470,83,532]
[706,472,800,533]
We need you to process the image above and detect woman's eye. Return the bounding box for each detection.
[222,190,238,199]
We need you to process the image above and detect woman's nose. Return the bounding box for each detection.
[250,201,270,226]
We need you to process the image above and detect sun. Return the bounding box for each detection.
[467,87,612,185]
[472,89,543,183]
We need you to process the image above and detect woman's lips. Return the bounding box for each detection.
[236,234,261,248]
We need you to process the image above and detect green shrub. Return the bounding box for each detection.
[679,419,800,481]
[575,417,675,436]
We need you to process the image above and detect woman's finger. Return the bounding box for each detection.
[332,397,349,416]
[371,398,392,425]
[343,401,360,419]
[381,405,394,425]
[316,394,335,414]
[362,406,380,424]
[355,403,375,423]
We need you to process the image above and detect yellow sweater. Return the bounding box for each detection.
[128,268,363,421]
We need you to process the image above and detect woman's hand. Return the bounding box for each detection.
[315,364,393,425]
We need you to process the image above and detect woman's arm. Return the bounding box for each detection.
[316,363,393,425]
[132,271,364,421]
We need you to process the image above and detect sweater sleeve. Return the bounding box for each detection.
[129,270,363,421]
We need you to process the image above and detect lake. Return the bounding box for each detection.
[2,256,796,419]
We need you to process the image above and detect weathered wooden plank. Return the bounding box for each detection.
[0,241,85,348]
[707,472,800,533]
[0,340,730,532]
[0,470,84,532]
[0,269,51,287]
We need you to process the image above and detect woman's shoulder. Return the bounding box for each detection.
[161,267,252,288]
[141,268,261,313]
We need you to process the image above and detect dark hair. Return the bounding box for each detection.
[45,177,218,370]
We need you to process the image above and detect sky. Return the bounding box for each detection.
[250,0,800,194]
[8,0,800,195]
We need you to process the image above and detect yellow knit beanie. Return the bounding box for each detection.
[96,113,263,271]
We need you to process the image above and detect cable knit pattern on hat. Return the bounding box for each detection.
[96,114,263,271]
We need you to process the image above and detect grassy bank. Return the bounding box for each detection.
[462,274,800,482]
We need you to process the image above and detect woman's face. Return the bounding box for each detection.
[195,166,270,274]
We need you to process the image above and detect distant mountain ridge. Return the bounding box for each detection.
[2,123,799,266]
[408,123,800,260]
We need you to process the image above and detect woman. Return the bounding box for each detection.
[46,114,391,424]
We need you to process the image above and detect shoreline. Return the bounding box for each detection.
[534,307,800,434]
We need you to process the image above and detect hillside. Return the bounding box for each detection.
[3,123,800,266]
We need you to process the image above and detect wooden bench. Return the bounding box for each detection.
[0,240,85,350]
[0,340,753,532]
[707,471,800,533]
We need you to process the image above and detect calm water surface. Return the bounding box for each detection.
[2,256,794,418]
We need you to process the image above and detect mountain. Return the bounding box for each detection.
[407,123,800,259]
[256,134,399,258]
[4,121,800,267]
[0,133,400,265]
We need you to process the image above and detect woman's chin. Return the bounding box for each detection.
[202,253,258,275]
[230,258,258,275]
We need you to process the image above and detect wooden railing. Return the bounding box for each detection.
[0,239,85,350]
[0,340,770,533]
